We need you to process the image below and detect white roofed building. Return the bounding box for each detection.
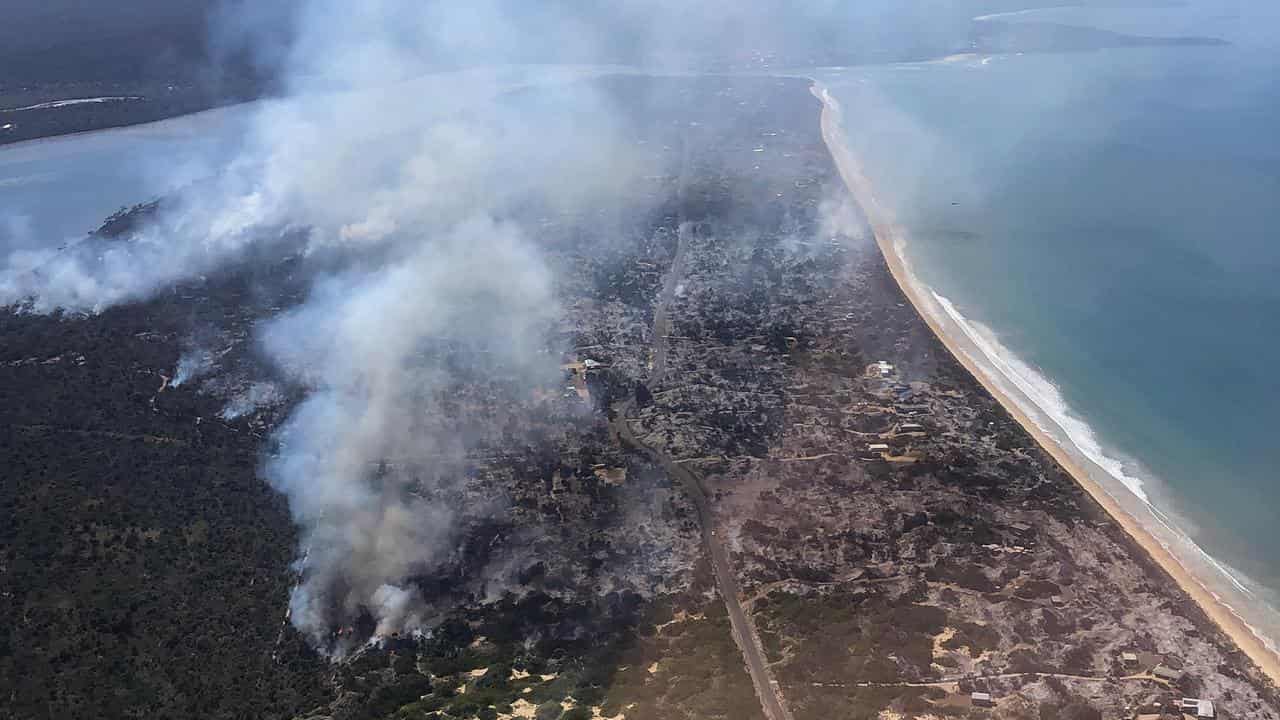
[1180,698,1214,718]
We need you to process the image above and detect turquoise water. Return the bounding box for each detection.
[822,1,1280,647]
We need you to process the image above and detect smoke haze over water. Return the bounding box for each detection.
[0,0,672,649]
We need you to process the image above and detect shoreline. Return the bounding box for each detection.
[809,81,1280,687]
[0,100,261,156]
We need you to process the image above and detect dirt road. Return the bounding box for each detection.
[607,131,793,720]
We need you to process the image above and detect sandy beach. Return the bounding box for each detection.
[810,82,1280,687]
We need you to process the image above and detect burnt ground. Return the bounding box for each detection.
[619,81,1280,720]
[2,74,1278,720]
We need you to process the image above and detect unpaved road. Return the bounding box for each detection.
[611,405,790,720]
[607,132,792,720]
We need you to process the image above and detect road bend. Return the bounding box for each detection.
[608,131,793,720]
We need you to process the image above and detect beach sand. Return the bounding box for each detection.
[811,82,1280,687]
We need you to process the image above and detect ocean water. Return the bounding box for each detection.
[821,1,1280,653]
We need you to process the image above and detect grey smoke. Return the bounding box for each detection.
[0,0,960,652]
[0,0,638,649]
[218,381,284,420]
[0,194,276,313]
[172,346,216,387]
[260,217,559,647]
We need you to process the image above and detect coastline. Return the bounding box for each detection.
[0,100,260,156]
[809,81,1280,687]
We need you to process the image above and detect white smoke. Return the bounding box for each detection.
[218,381,284,420]
[260,217,559,646]
[172,347,216,387]
[0,0,917,653]
[0,0,629,648]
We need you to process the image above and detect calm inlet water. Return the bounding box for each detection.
[0,106,255,255]
[822,1,1280,651]
[0,65,615,258]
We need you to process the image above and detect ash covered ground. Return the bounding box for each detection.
[3,74,1278,720]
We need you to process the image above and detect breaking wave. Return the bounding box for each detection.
[925,287,1280,661]
[927,290,1150,502]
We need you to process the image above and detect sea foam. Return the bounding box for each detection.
[924,286,1280,655]
[926,288,1150,502]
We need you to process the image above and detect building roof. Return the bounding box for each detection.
[1181,698,1215,718]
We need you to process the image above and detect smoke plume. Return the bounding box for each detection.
[261,217,559,646]
[0,0,956,652]
[0,0,657,649]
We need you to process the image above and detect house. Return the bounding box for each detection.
[592,465,627,486]
[860,443,891,461]
[1152,663,1185,682]
[1180,698,1214,718]
[1121,651,1139,668]
[971,692,994,708]
[868,360,894,378]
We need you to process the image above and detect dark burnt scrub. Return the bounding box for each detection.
[4,73,1278,720]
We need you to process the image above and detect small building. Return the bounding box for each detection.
[971,692,995,708]
[1121,651,1139,668]
[1050,595,1066,607]
[1153,663,1185,682]
[895,422,926,436]
[860,444,891,461]
[1180,698,1215,718]
[867,360,895,378]
[592,465,627,486]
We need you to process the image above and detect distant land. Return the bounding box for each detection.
[970,19,1230,53]
[0,0,272,146]
[0,0,1231,147]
